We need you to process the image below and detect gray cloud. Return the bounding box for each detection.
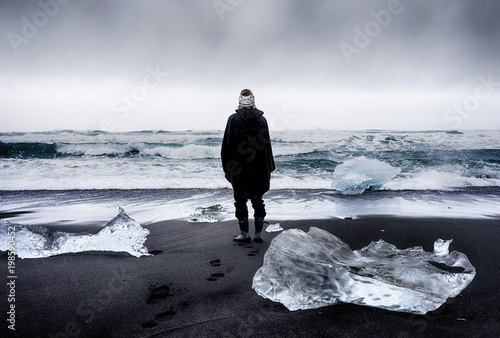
[1,0,499,131]
[2,1,499,80]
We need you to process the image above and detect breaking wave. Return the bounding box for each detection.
[1,129,499,191]
[0,141,220,159]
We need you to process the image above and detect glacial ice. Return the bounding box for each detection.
[252,227,475,314]
[0,208,150,259]
[188,204,223,223]
[188,214,217,223]
[331,156,401,195]
[265,223,284,233]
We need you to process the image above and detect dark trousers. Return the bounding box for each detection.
[233,186,266,219]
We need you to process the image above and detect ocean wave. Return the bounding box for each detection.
[0,130,224,145]
[274,148,335,158]
[1,129,499,191]
[383,170,500,191]
[140,144,219,159]
[0,141,220,159]
[2,166,497,191]
[0,142,58,159]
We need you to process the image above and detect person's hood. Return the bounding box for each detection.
[236,108,263,122]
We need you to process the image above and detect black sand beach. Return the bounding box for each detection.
[2,216,499,337]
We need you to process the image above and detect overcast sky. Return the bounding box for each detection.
[1,0,499,132]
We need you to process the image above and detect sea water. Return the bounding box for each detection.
[1,129,499,225]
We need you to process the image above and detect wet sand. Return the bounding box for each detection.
[2,216,499,337]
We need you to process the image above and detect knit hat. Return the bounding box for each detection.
[238,89,255,107]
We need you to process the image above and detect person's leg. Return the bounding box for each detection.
[233,186,251,242]
[234,217,250,242]
[251,195,266,242]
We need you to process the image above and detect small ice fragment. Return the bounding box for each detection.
[434,238,452,256]
[188,213,218,223]
[252,227,475,314]
[265,223,283,233]
[189,204,223,222]
[196,204,223,214]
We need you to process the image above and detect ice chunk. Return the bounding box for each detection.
[0,207,150,259]
[189,204,223,223]
[433,238,452,256]
[265,223,284,233]
[188,213,218,223]
[196,204,224,213]
[331,156,401,195]
[252,227,475,314]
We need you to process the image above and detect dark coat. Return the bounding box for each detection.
[221,108,275,195]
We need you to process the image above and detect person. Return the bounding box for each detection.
[221,89,275,243]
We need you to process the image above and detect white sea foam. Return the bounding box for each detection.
[56,142,220,159]
[1,129,499,191]
[2,188,500,230]
[1,161,498,191]
[141,144,219,159]
[384,170,500,191]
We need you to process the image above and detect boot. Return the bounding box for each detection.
[254,217,264,243]
[233,217,251,243]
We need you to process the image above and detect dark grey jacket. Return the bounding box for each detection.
[221,108,275,194]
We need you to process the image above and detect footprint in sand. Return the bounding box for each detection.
[248,250,259,257]
[235,242,251,247]
[143,286,189,329]
[206,272,225,281]
[142,321,158,328]
[209,259,221,266]
[155,308,177,321]
[234,243,259,256]
[147,284,173,304]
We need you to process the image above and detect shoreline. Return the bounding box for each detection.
[1,216,499,337]
[2,188,500,229]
